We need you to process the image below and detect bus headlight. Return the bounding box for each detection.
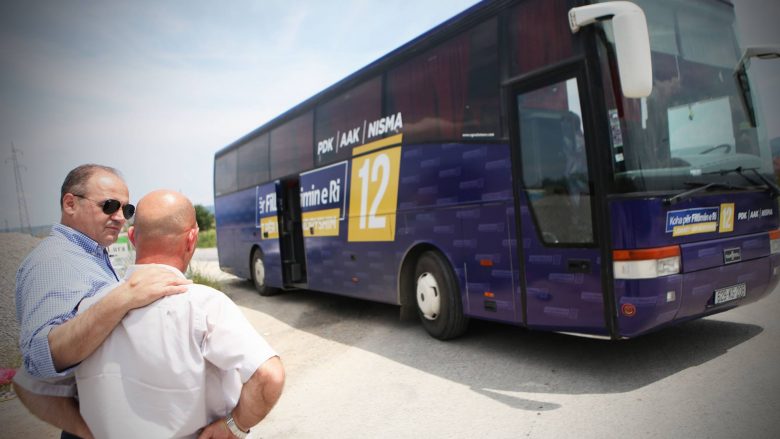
[770,229,780,255]
[613,245,681,279]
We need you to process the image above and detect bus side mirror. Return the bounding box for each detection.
[734,46,780,128]
[569,1,653,98]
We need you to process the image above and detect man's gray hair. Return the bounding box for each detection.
[60,164,124,207]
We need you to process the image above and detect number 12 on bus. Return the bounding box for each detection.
[214,0,780,340]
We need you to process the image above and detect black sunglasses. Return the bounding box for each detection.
[73,194,135,219]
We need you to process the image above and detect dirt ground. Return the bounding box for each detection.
[0,233,40,369]
[0,232,59,437]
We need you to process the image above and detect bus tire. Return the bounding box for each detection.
[414,251,468,340]
[251,249,279,296]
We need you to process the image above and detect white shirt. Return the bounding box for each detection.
[75,264,277,439]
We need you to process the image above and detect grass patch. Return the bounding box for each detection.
[186,266,223,290]
[197,229,216,248]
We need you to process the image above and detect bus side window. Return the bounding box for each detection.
[271,112,314,180]
[517,78,593,245]
[386,17,499,143]
[215,149,238,196]
[238,133,270,190]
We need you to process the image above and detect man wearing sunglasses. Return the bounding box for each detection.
[13,164,191,438]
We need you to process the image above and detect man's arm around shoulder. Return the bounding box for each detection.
[49,265,190,373]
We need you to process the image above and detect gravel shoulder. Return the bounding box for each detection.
[0,232,57,438]
[0,232,42,369]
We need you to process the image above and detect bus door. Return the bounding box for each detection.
[276,178,307,286]
[510,70,608,334]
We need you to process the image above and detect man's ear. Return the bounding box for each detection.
[61,193,78,216]
[128,226,137,247]
[187,228,199,253]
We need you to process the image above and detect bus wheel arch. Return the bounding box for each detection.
[400,245,468,340]
[250,247,279,296]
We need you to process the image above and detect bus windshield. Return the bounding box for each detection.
[605,0,774,192]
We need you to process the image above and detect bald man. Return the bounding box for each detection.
[72,190,284,438]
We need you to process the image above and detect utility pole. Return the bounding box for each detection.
[7,142,32,235]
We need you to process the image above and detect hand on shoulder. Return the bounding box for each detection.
[118,265,192,310]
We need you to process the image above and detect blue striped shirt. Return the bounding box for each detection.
[16,223,119,378]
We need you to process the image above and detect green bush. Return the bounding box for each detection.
[195,205,215,231]
[197,229,216,248]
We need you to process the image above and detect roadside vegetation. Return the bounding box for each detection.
[185,266,223,290]
[197,228,216,248]
[194,205,216,248]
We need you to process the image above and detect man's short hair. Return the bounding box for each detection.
[60,164,124,207]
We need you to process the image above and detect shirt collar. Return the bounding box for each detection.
[52,223,104,255]
[124,264,187,280]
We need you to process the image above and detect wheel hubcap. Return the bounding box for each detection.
[416,272,440,320]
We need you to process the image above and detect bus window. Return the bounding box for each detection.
[271,112,314,179]
[507,0,576,77]
[237,133,270,190]
[214,149,238,196]
[602,0,774,192]
[517,77,593,244]
[386,17,499,143]
[315,76,382,166]
[668,97,736,156]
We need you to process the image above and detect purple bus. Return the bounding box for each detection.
[214,0,780,340]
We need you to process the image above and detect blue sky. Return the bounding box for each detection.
[1,0,777,229]
[0,0,481,228]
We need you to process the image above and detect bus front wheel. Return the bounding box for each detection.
[251,249,279,296]
[414,251,468,340]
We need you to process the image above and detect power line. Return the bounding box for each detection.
[7,142,32,235]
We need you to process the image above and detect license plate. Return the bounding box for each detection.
[714,283,746,305]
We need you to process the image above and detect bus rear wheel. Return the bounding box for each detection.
[414,251,468,340]
[251,249,279,296]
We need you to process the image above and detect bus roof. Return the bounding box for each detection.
[215,0,507,158]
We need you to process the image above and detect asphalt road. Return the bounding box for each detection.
[222,268,780,438]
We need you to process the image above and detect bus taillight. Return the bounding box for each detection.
[613,245,681,279]
[770,229,780,255]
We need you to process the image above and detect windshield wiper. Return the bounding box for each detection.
[663,181,747,206]
[705,166,780,199]
[746,167,780,199]
[704,166,760,185]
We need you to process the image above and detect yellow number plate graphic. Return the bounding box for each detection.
[348,146,401,242]
[719,203,735,233]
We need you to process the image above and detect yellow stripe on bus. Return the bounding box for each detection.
[302,208,341,237]
[352,133,403,156]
